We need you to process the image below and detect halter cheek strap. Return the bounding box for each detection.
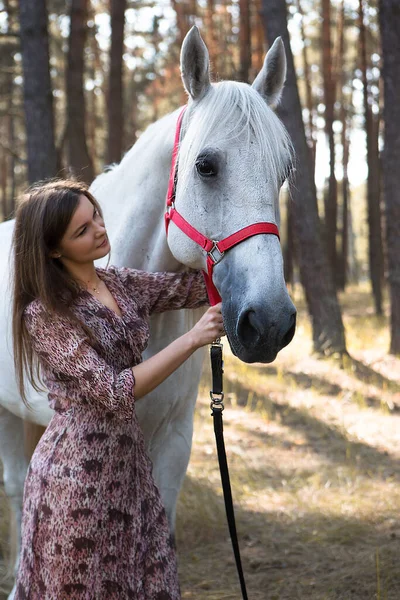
[165,106,280,305]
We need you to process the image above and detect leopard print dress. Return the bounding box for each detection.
[15,265,209,600]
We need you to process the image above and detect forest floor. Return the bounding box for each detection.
[1,283,400,599]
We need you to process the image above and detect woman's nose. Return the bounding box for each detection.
[95,222,106,235]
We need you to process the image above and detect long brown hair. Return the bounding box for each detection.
[11,178,110,406]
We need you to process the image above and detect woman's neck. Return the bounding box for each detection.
[61,259,101,289]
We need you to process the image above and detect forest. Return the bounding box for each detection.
[1,0,400,599]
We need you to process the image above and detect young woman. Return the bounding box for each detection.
[12,179,224,600]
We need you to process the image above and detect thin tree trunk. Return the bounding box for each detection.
[239,0,251,82]
[1,138,7,221]
[284,193,294,286]
[3,0,16,219]
[107,0,126,165]
[359,0,384,315]
[297,0,316,168]
[205,0,218,75]
[18,0,57,182]
[338,113,350,290]
[321,0,338,281]
[336,0,348,290]
[261,0,347,355]
[253,0,265,76]
[378,0,400,354]
[66,0,94,183]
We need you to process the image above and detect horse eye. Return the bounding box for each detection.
[196,158,218,178]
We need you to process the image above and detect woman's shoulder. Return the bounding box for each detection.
[23,297,45,318]
[97,264,143,282]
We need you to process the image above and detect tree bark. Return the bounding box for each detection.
[107,0,126,165]
[66,0,94,183]
[18,0,57,182]
[239,0,251,82]
[359,0,384,315]
[321,0,338,281]
[284,193,295,287]
[379,0,400,354]
[2,0,17,219]
[296,0,316,169]
[253,0,265,76]
[336,0,349,290]
[205,0,218,75]
[261,0,347,355]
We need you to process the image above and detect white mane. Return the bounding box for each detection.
[178,81,294,194]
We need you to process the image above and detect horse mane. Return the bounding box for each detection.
[178,81,294,195]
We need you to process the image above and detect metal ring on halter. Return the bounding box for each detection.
[207,242,225,265]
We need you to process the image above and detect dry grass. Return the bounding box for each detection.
[1,284,400,599]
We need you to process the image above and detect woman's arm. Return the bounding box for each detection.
[132,302,224,399]
[111,266,210,313]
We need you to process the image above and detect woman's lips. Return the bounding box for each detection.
[97,236,108,248]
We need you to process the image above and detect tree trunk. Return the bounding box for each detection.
[321,0,338,281]
[107,0,126,165]
[297,0,316,169]
[253,0,265,76]
[284,193,295,287]
[336,0,349,290]
[18,0,57,182]
[359,0,384,315]
[261,0,347,355]
[239,0,251,83]
[205,0,218,75]
[66,0,94,183]
[379,0,400,354]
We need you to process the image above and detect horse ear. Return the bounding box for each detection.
[180,26,211,101]
[252,37,287,109]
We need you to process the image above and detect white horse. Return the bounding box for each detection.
[0,27,296,597]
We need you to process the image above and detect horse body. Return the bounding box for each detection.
[0,28,296,598]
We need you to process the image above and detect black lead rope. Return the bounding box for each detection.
[210,341,249,600]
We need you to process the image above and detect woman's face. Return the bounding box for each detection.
[52,194,110,264]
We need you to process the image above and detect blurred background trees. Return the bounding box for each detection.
[0,0,398,356]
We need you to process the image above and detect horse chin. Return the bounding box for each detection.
[228,335,279,364]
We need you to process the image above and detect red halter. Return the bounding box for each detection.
[165,106,280,305]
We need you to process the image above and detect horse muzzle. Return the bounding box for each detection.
[224,300,297,363]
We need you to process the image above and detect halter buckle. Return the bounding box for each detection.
[208,242,224,265]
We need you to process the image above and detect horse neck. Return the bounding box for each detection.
[93,110,183,272]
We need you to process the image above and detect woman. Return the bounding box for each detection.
[12,179,224,599]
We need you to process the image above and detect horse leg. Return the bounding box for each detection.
[0,407,28,589]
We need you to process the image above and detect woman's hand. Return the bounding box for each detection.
[188,303,225,349]
[132,303,225,399]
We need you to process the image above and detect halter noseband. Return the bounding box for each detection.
[165,106,280,305]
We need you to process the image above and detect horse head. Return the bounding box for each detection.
[166,27,296,364]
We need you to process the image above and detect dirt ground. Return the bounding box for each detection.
[1,284,400,599]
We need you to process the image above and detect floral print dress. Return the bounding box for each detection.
[15,265,209,600]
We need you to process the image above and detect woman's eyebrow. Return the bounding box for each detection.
[72,206,96,236]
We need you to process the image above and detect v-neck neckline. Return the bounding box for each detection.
[84,267,125,321]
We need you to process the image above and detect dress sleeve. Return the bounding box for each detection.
[113,266,210,315]
[24,301,135,421]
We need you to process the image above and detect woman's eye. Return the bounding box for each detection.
[78,227,86,236]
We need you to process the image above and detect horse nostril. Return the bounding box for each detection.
[237,309,262,346]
